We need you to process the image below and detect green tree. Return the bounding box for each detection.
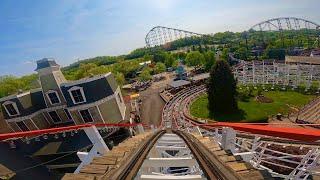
[153,50,167,63]
[204,45,209,51]
[0,74,39,98]
[175,52,187,60]
[172,59,179,69]
[154,62,166,74]
[198,44,203,53]
[264,45,286,60]
[115,72,125,86]
[139,68,152,81]
[185,51,205,67]
[235,47,249,60]
[88,66,111,76]
[143,54,152,61]
[220,48,230,61]
[126,47,150,59]
[75,63,98,79]
[204,51,216,71]
[164,54,175,67]
[207,60,238,117]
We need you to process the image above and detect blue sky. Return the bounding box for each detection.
[1,0,319,76]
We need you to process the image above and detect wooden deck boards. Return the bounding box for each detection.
[0,164,15,180]
[62,131,153,180]
[191,133,273,180]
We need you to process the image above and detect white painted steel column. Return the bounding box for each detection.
[74,126,109,174]
[221,127,236,153]
[83,126,109,154]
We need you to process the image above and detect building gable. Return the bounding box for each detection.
[0,90,46,119]
[61,76,115,107]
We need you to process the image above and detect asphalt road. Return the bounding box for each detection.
[139,88,165,127]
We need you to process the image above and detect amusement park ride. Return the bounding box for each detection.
[1,17,320,180]
[145,17,320,48]
[232,60,320,91]
[2,88,320,179]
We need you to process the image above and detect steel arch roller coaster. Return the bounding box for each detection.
[145,26,202,47]
[145,17,320,47]
[250,17,320,31]
[250,17,320,48]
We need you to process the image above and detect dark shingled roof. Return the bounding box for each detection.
[61,77,115,107]
[0,90,47,119]
[35,58,59,71]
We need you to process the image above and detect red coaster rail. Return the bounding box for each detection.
[2,121,320,142]
[0,123,143,141]
[202,122,320,142]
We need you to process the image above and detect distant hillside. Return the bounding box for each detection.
[63,55,124,71]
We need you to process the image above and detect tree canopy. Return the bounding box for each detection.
[138,67,152,81]
[207,60,238,117]
[185,51,205,67]
[203,51,216,71]
[0,74,39,98]
[154,62,166,74]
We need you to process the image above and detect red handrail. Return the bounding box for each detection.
[0,123,142,141]
[202,122,320,142]
[3,121,320,142]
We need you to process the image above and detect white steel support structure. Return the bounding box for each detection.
[74,126,111,173]
[233,61,320,91]
[201,127,320,180]
[136,133,206,180]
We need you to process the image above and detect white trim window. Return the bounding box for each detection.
[68,86,86,104]
[48,110,62,123]
[79,109,93,123]
[46,90,61,105]
[16,121,29,131]
[64,109,73,121]
[2,101,20,117]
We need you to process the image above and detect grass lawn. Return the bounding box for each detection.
[190,91,315,123]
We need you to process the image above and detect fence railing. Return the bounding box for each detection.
[192,124,320,179]
[0,123,144,141]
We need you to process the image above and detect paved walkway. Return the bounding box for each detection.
[139,88,165,127]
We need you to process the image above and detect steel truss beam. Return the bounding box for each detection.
[145,26,202,47]
[250,17,320,31]
[233,61,320,90]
